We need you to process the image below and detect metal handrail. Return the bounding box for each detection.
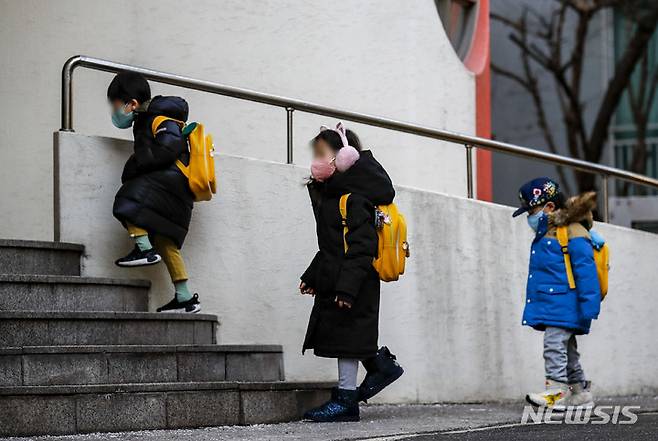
[62,55,658,221]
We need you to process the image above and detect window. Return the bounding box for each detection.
[631,220,658,234]
[612,6,658,195]
[436,0,478,61]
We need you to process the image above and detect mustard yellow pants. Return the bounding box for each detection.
[126,223,189,282]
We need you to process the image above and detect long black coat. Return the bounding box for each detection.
[113,96,194,248]
[301,151,395,359]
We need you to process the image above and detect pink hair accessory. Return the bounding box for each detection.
[320,122,360,172]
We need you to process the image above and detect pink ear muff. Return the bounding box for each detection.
[335,145,360,172]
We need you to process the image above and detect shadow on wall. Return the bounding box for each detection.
[55,132,658,403]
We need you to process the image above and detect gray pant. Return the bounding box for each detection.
[543,326,586,384]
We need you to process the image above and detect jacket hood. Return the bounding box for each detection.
[549,191,597,229]
[324,150,395,205]
[143,95,189,122]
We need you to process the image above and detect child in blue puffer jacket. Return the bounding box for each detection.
[512,177,602,411]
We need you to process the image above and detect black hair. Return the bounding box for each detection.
[107,71,151,104]
[552,192,567,210]
[313,128,362,152]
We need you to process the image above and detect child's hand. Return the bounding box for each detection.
[335,296,353,309]
[300,281,315,296]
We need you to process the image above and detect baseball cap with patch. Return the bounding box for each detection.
[512,177,561,217]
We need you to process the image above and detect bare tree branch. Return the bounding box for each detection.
[588,5,658,163]
[646,66,658,112]
[505,8,587,160]
[495,0,658,194]
[491,64,530,89]
[491,12,522,32]
[623,49,658,195]
[492,10,573,192]
[564,6,590,158]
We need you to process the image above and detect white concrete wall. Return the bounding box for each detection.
[0,0,475,241]
[57,132,658,403]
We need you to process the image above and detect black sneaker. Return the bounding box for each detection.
[358,346,404,402]
[156,293,201,313]
[115,245,162,267]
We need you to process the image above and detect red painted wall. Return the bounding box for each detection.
[463,0,492,201]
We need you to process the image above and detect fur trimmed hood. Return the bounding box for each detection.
[549,191,597,229]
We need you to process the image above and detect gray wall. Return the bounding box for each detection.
[56,132,658,402]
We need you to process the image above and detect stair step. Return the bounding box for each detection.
[0,381,333,436]
[0,312,218,347]
[0,345,284,386]
[0,239,83,276]
[0,274,150,312]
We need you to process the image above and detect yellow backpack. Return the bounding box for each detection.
[151,116,216,202]
[556,226,609,300]
[339,193,410,282]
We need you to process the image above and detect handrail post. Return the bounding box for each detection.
[602,175,609,223]
[465,144,474,199]
[286,107,294,164]
[61,56,82,132]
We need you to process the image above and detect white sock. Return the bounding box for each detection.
[338,358,359,390]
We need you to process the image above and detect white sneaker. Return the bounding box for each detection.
[526,379,571,411]
[565,381,594,409]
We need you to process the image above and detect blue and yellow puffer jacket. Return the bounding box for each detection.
[523,192,601,335]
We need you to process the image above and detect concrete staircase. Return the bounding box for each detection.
[0,239,331,437]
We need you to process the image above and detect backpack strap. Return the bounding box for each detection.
[390,203,408,274]
[556,226,577,290]
[339,194,351,253]
[150,116,190,179]
[398,211,408,271]
[151,115,185,136]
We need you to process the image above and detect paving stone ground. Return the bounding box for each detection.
[4,395,656,441]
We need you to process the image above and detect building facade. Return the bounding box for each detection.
[491,0,658,230]
[0,0,492,241]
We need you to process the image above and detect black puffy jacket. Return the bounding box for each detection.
[113,96,194,248]
[301,150,395,359]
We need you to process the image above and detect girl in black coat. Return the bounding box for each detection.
[107,72,201,314]
[301,123,404,422]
